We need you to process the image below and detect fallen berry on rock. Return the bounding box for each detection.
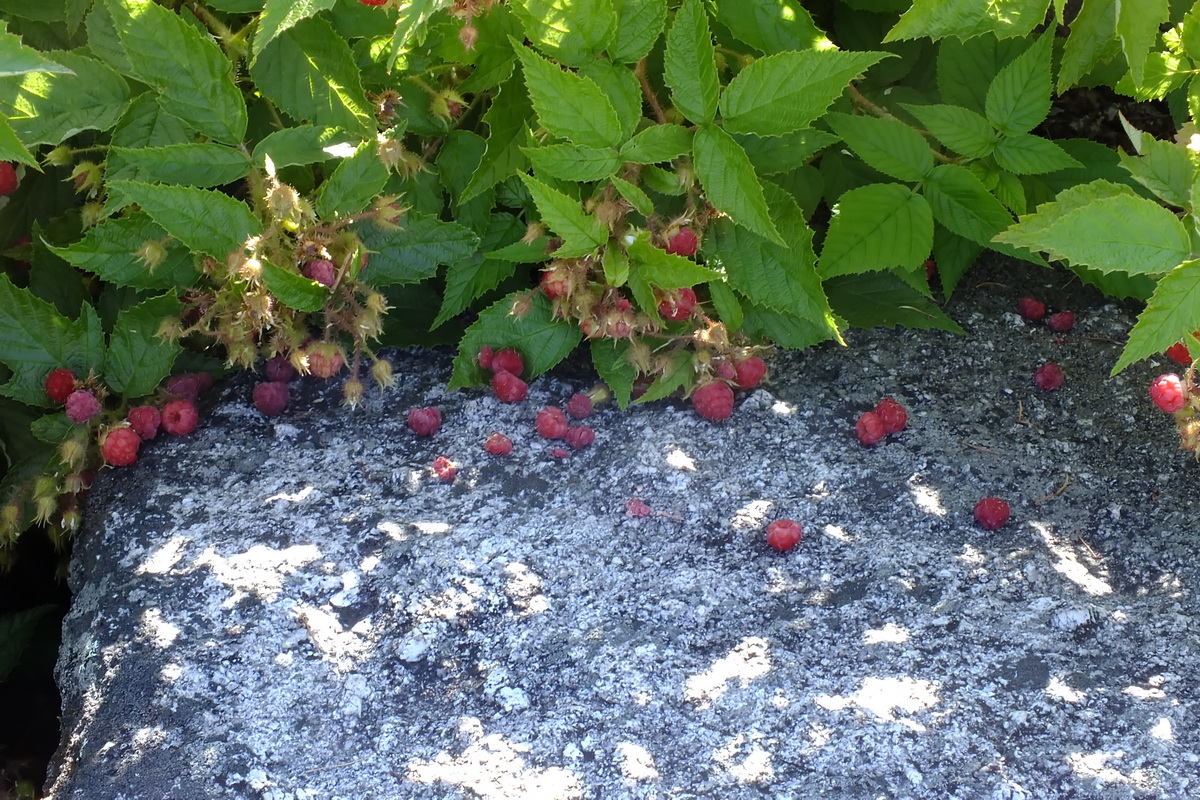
[492,370,528,403]
[856,411,886,445]
[1034,362,1064,391]
[432,456,457,482]
[0,162,17,196]
[874,397,907,434]
[536,407,569,439]
[733,356,767,391]
[665,227,699,257]
[973,497,1010,531]
[692,381,734,421]
[1046,311,1075,332]
[253,381,290,416]
[265,355,297,382]
[1149,373,1188,413]
[65,390,101,424]
[566,425,595,449]
[658,287,698,322]
[484,433,513,455]
[491,348,524,377]
[1166,342,1192,365]
[407,406,442,436]
[127,405,161,440]
[766,519,803,551]
[566,392,593,419]
[45,368,77,405]
[161,399,199,435]
[1017,297,1046,322]
[550,447,571,458]
[302,259,337,287]
[101,427,141,467]
[625,497,652,517]
[166,372,212,400]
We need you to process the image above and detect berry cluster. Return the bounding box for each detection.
[689,354,768,421]
[855,397,908,445]
[1017,296,1074,333]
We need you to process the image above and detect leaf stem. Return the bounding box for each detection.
[636,58,668,125]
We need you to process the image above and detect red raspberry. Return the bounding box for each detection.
[65,390,101,424]
[733,356,767,390]
[1166,342,1192,365]
[715,361,737,382]
[265,355,297,382]
[856,411,885,445]
[566,392,593,419]
[492,370,528,403]
[302,259,336,287]
[1149,373,1188,413]
[658,287,697,322]
[166,373,211,401]
[766,519,803,552]
[432,456,457,482]
[874,397,907,433]
[665,227,699,257]
[484,433,513,455]
[536,407,569,439]
[253,382,290,416]
[127,405,161,440]
[692,382,734,421]
[1017,297,1046,322]
[1034,362,1064,391]
[101,427,141,467]
[540,267,570,299]
[491,348,524,377]
[973,497,1010,531]
[305,342,345,379]
[161,399,199,435]
[407,406,442,436]
[0,162,17,196]
[477,346,494,370]
[1046,311,1074,332]
[566,425,595,449]
[924,258,937,279]
[45,368,77,404]
[625,497,652,517]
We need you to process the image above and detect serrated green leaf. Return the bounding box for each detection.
[260,260,328,312]
[104,94,192,186]
[357,213,479,286]
[819,183,933,278]
[0,29,73,77]
[625,259,662,324]
[642,164,686,195]
[825,273,964,333]
[457,4,522,93]
[521,143,621,182]
[250,16,375,140]
[1066,262,1156,301]
[1113,51,1187,100]
[902,103,998,158]
[1112,259,1200,374]
[252,126,353,168]
[511,39,623,147]
[463,70,533,203]
[825,113,933,182]
[994,179,1135,244]
[48,214,199,289]
[627,231,721,287]
[1117,0,1168,88]
[632,350,691,404]
[0,117,35,167]
[105,294,182,396]
[0,275,105,407]
[316,139,389,219]
[511,0,616,66]
[107,181,262,260]
[993,133,1082,174]
[694,124,784,246]
[735,129,839,177]
[923,164,1016,249]
[720,50,890,136]
[609,0,665,62]
[663,0,719,124]
[713,0,828,54]
[30,413,75,445]
[104,0,245,143]
[1118,136,1196,208]
[253,0,337,61]
[0,51,129,146]
[589,338,636,408]
[932,225,982,300]
[519,172,608,256]
[448,292,582,389]
[431,212,523,329]
[610,175,654,216]
[385,0,440,73]
[1059,0,1119,90]
[619,124,693,164]
[1184,1,1200,61]
[579,60,640,142]
[602,243,630,285]
[110,144,251,187]
[993,170,1027,214]
[937,35,1029,115]
[886,0,1050,41]
[487,239,550,262]
[741,302,841,349]
[706,280,743,331]
[985,31,1053,135]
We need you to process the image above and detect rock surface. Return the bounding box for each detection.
[48,256,1200,799]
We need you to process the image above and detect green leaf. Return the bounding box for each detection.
[609,0,666,62]
[901,103,998,158]
[253,0,337,61]
[518,172,608,256]
[356,213,479,286]
[993,179,1135,244]
[590,338,635,409]
[993,133,1082,174]
[632,350,691,404]
[108,181,262,260]
[250,16,375,140]
[522,143,621,182]
[457,4,523,93]
[1059,0,1119,90]
[985,31,1053,135]
[0,605,56,683]
[819,183,934,278]
[694,124,784,246]
[462,70,533,203]
[316,139,389,219]
[432,212,523,329]
[720,50,890,136]
[48,214,199,289]
[385,0,441,73]
[0,117,35,167]
[1118,133,1196,208]
[1117,0,1168,88]
[511,39,623,147]
[0,275,105,406]
[0,51,129,146]
[1112,259,1200,374]
[104,294,182,396]
[1113,51,1187,101]
[0,29,73,76]
[886,0,1050,41]
[641,164,686,195]
[993,170,1027,214]
[104,0,245,144]
[260,260,328,312]
[619,124,693,164]
[923,164,1016,250]
[578,60,641,141]
[663,0,719,124]
[610,175,654,216]
[626,231,722,287]
[825,113,933,182]
[740,302,841,349]
[252,126,353,168]
[602,243,630,285]
[448,292,581,389]
[104,94,192,185]
[713,0,829,54]
[110,144,251,187]
[937,34,1029,115]
[932,225,982,299]
[825,273,964,333]
[511,0,616,67]
[735,129,839,176]
[707,280,743,332]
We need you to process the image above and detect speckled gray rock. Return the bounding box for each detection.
[47,257,1200,800]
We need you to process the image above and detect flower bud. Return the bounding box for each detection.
[136,239,168,271]
[60,436,87,469]
[1,503,22,536]
[34,494,57,525]
[370,358,396,390]
[44,146,72,168]
[342,378,365,409]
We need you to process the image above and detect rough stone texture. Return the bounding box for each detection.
[48,256,1200,799]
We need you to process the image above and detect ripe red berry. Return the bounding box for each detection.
[566,392,593,419]
[0,162,17,196]
[492,370,528,403]
[874,397,907,433]
[733,356,767,391]
[432,456,457,482]
[540,267,570,299]
[101,427,141,467]
[1166,342,1192,365]
[566,425,595,449]
[1034,362,1064,391]
[253,381,290,416]
[766,519,803,551]
[166,372,211,401]
[625,497,652,517]
[161,399,199,435]
[484,433,513,455]
[973,497,1010,531]
[536,407,569,439]
[303,259,337,287]
[1149,373,1188,413]
[692,381,735,421]
[665,227,699,257]
[264,355,297,382]
[856,411,885,445]
[407,406,442,436]
[658,287,698,322]
[45,368,77,404]
[1017,297,1046,322]
[477,346,494,370]
[65,390,101,424]
[924,258,937,279]
[1046,311,1074,332]
[127,405,161,440]
[491,348,524,377]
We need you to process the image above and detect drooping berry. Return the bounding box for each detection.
[432,456,457,482]
[692,381,735,421]
[1017,297,1046,322]
[856,411,886,445]
[484,433,513,455]
[566,392,593,419]
[540,266,570,299]
[1034,362,1064,391]
[874,397,907,434]
[166,373,211,401]
[766,519,803,552]
[302,259,337,287]
[491,348,524,377]
[101,427,141,467]
[65,390,101,424]
[1149,373,1188,413]
[305,342,345,379]
[665,227,699,257]
[127,405,161,440]
[1046,311,1075,333]
[566,425,595,449]
[536,407,569,439]
[733,356,768,391]
[253,381,290,416]
[161,399,199,435]
[477,346,494,371]
[265,355,297,383]
[492,370,528,403]
[973,497,1010,531]
[658,287,697,322]
[0,162,18,196]
[407,406,442,436]
[45,368,77,404]
[1166,342,1192,365]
